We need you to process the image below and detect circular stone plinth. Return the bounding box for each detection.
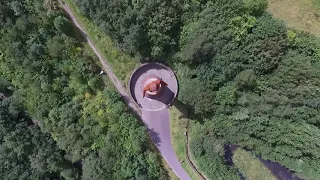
[129,63,178,111]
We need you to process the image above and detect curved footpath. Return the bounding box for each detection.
[58,1,190,179]
[142,109,191,180]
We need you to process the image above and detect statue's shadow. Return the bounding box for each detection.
[146,86,174,105]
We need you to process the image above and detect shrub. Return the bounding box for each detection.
[243,0,268,16]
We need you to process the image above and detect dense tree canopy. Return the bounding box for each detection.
[1,0,320,179]
[0,0,167,179]
[178,1,320,179]
[73,0,183,59]
[70,0,320,179]
[0,80,80,179]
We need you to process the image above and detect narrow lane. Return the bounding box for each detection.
[142,109,191,180]
[58,0,141,116]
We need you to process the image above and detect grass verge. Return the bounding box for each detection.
[63,0,140,85]
[233,149,277,180]
[169,102,203,180]
[314,0,320,9]
[267,0,320,36]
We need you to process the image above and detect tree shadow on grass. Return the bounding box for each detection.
[171,99,205,124]
[171,99,189,119]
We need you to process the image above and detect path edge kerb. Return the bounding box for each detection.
[128,62,178,109]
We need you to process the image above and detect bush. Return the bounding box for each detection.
[234,69,257,90]
[243,0,268,16]
[178,0,243,65]
[190,123,240,180]
[54,16,73,35]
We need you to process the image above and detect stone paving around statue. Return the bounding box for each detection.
[129,63,178,111]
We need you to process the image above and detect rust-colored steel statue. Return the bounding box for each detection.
[142,77,168,98]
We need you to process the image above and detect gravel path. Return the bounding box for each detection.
[58,0,141,116]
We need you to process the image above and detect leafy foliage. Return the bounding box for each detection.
[178,0,243,65]
[72,0,320,179]
[73,0,183,59]
[2,0,320,179]
[190,123,240,179]
[243,0,268,16]
[0,0,167,179]
[0,81,80,180]
[54,15,73,35]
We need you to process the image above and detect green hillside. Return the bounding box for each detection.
[1,0,320,179]
[69,0,320,179]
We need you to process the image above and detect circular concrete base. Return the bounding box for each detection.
[129,63,178,111]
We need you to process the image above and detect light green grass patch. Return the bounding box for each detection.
[268,0,320,37]
[314,0,320,9]
[233,149,277,180]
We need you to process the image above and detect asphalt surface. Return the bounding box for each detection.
[58,1,191,179]
[142,109,191,180]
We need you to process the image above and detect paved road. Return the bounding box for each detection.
[58,1,191,179]
[142,109,191,180]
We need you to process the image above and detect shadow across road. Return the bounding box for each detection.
[148,128,162,147]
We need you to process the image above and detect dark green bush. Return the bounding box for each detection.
[243,0,268,16]
[0,1,167,179]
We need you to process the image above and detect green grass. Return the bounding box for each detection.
[63,0,140,86]
[314,0,320,9]
[233,149,277,180]
[169,101,204,180]
[268,0,320,37]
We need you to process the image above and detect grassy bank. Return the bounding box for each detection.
[233,149,277,180]
[169,102,204,180]
[63,0,140,85]
[268,0,320,36]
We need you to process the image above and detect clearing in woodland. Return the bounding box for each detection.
[268,0,320,36]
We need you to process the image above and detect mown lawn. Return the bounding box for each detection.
[268,0,320,36]
[233,149,277,180]
[63,0,140,86]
